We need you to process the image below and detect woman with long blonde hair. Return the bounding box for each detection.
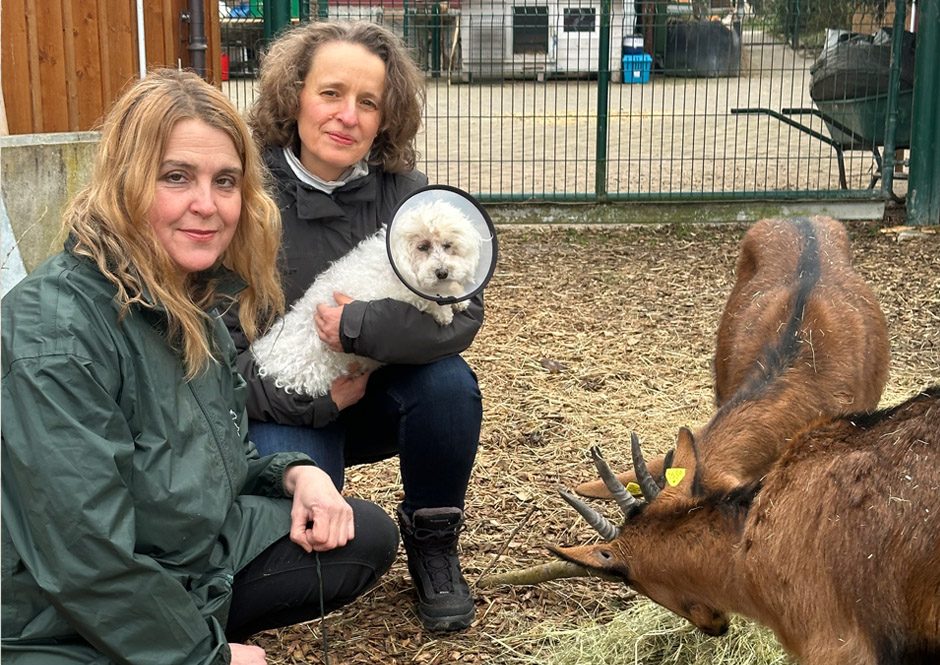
[2,68,398,665]
[66,67,282,375]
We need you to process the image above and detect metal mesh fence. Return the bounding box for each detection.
[219,0,911,202]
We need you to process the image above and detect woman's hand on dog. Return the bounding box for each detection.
[315,292,353,352]
[330,364,371,411]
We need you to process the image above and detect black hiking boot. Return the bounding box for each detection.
[397,505,475,632]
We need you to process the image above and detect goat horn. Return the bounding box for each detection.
[558,488,619,542]
[631,432,661,501]
[590,445,639,517]
[477,560,621,588]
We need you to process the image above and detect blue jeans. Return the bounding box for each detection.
[249,356,482,513]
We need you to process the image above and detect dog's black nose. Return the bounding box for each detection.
[435,268,449,280]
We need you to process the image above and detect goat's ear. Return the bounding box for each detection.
[667,427,698,490]
[676,426,696,455]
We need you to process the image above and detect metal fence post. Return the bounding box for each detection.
[431,3,442,77]
[264,0,292,43]
[595,0,612,201]
[880,0,906,198]
[908,0,940,225]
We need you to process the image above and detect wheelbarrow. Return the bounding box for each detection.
[731,87,913,196]
[732,28,914,199]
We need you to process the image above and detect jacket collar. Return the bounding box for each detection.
[265,146,378,220]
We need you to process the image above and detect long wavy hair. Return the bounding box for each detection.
[65,68,284,379]
[248,20,426,173]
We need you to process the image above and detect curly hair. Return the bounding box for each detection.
[248,20,426,173]
[65,68,284,378]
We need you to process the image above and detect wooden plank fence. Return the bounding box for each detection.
[1,0,222,135]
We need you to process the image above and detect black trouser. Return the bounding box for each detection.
[225,498,399,642]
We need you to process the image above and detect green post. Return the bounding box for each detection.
[595,0,612,200]
[318,0,328,20]
[907,0,940,225]
[880,0,906,198]
[403,0,410,48]
[430,3,442,77]
[264,0,291,43]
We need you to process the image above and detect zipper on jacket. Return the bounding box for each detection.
[188,381,238,500]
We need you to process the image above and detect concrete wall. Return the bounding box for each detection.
[1,132,100,285]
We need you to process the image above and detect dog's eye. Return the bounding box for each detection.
[443,242,452,250]
[417,242,431,252]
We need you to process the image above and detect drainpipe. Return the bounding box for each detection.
[188,0,208,78]
[137,0,146,77]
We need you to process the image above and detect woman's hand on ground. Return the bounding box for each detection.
[229,643,267,664]
[283,465,355,553]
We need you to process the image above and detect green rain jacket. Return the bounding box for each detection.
[1,246,315,664]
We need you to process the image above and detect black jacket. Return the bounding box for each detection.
[225,148,485,428]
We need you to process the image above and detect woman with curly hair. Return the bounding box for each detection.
[2,68,399,664]
[224,21,483,632]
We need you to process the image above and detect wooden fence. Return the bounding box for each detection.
[1,0,222,135]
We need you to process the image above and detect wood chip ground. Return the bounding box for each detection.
[251,222,940,665]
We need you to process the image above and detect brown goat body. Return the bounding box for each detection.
[577,216,889,498]
[555,386,940,665]
[712,216,887,408]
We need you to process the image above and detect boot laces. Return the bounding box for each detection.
[412,523,464,593]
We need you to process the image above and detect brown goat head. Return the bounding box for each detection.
[550,502,741,637]
[553,431,749,637]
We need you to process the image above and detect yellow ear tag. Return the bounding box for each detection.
[665,468,687,487]
[626,482,642,497]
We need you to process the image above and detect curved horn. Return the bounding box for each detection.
[631,432,661,501]
[558,488,619,542]
[590,446,639,517]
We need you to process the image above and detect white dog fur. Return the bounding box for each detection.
[251,199,483,397]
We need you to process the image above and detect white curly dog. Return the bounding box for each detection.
[251,199,483,397]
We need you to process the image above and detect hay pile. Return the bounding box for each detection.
[498,600,790,665]
[251,222,939,665]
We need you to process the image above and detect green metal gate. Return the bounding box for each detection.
[219,0,939,223]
